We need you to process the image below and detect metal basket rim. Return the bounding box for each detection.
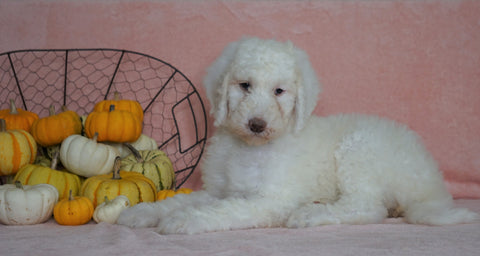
[0,48,208,189]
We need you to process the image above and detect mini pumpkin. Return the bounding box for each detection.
[60,133,120,177]
[93,91,144,122]
[0,181,59,225]
[176,188,193,194]
[30,105,82,147]
[0,119,37,176]
[54,190,94,225]
[0,99,39,132]
[14,151,83,200]
[156,189,176,201]
[81,157,156,207]
[93,195,131,224]
[156,188,193,201]
[121,144,175,191]
[85,105,142,143]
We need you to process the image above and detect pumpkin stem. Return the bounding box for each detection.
[14,180,23,189]
[0,119,6,132]
[112,157,122,180]
[39,146,48,158]
[9,99,19,115]
[50,148,60,170]
[109,104,115,112]
[104,196,109,204]
[123,143,144,163]
[68,190,74,201]
[61,105,68,112]
[113,91,121,101]
[49,105,56,116]
[92,132,99,143]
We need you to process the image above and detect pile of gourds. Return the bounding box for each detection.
[0,94,192,226]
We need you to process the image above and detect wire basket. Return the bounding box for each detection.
[0,49,207,189]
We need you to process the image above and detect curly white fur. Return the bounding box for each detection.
[117,37,478,234]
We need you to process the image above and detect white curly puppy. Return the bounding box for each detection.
[117,37,478,234]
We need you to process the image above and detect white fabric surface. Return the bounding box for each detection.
[1,199,479,256]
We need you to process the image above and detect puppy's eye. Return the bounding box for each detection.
[274,88,285,96]
[239,82,250,91]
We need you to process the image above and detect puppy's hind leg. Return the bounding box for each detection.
[287,194,388,228]
[288,130,391,228]
[287,174,388,228]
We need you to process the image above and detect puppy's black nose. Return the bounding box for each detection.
[248,118,267,133]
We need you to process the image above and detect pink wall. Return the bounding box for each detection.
[1,0,479,198]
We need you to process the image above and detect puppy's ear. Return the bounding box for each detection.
[203,41,240,127]
[211,73,231,127]
[293,47,321,133]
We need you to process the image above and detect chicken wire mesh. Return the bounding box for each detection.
[0,49,207,189]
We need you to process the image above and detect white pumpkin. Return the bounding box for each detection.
[0,181,59,225]
[105,134,158,158]
[60,133,120,177]
[93,195,131,224]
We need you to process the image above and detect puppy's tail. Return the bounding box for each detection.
[404,199,479,225]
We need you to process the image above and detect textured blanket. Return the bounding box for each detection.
[1,199,479,256]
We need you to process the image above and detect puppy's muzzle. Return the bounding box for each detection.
[248,118,267,133]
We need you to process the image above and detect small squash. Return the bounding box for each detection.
[81,157,156,207]
[0,119,37,176]
[156,190,176,201]
[30,105,82,147]
[54,190,94,225]
[14,151,83,200]
[60,133,120,177]
[156,188,193,201]
[176,187,193,194]
[121,144,175,191]
[0,99,39,132]
[0,181,59,225]
[93,195,130,224]
[105,134,158,158]
[93,91,144,122]
[85,105,142,143]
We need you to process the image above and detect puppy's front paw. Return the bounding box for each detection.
[156,209,214,235]
[117,203,160,228]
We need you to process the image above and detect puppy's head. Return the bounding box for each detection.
[204,37,321,145]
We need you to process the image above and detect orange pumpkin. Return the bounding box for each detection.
[54,190,94,225]
[93,92,144,122]
[156,188,193,201]
[0,119,37,176]
[0,99,38,132]
[30,105,82,147]
[176,188,193,194]
[156,190,176,201]
[85,105,142,143]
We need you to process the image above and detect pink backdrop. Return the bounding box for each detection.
[1,0,479,198]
